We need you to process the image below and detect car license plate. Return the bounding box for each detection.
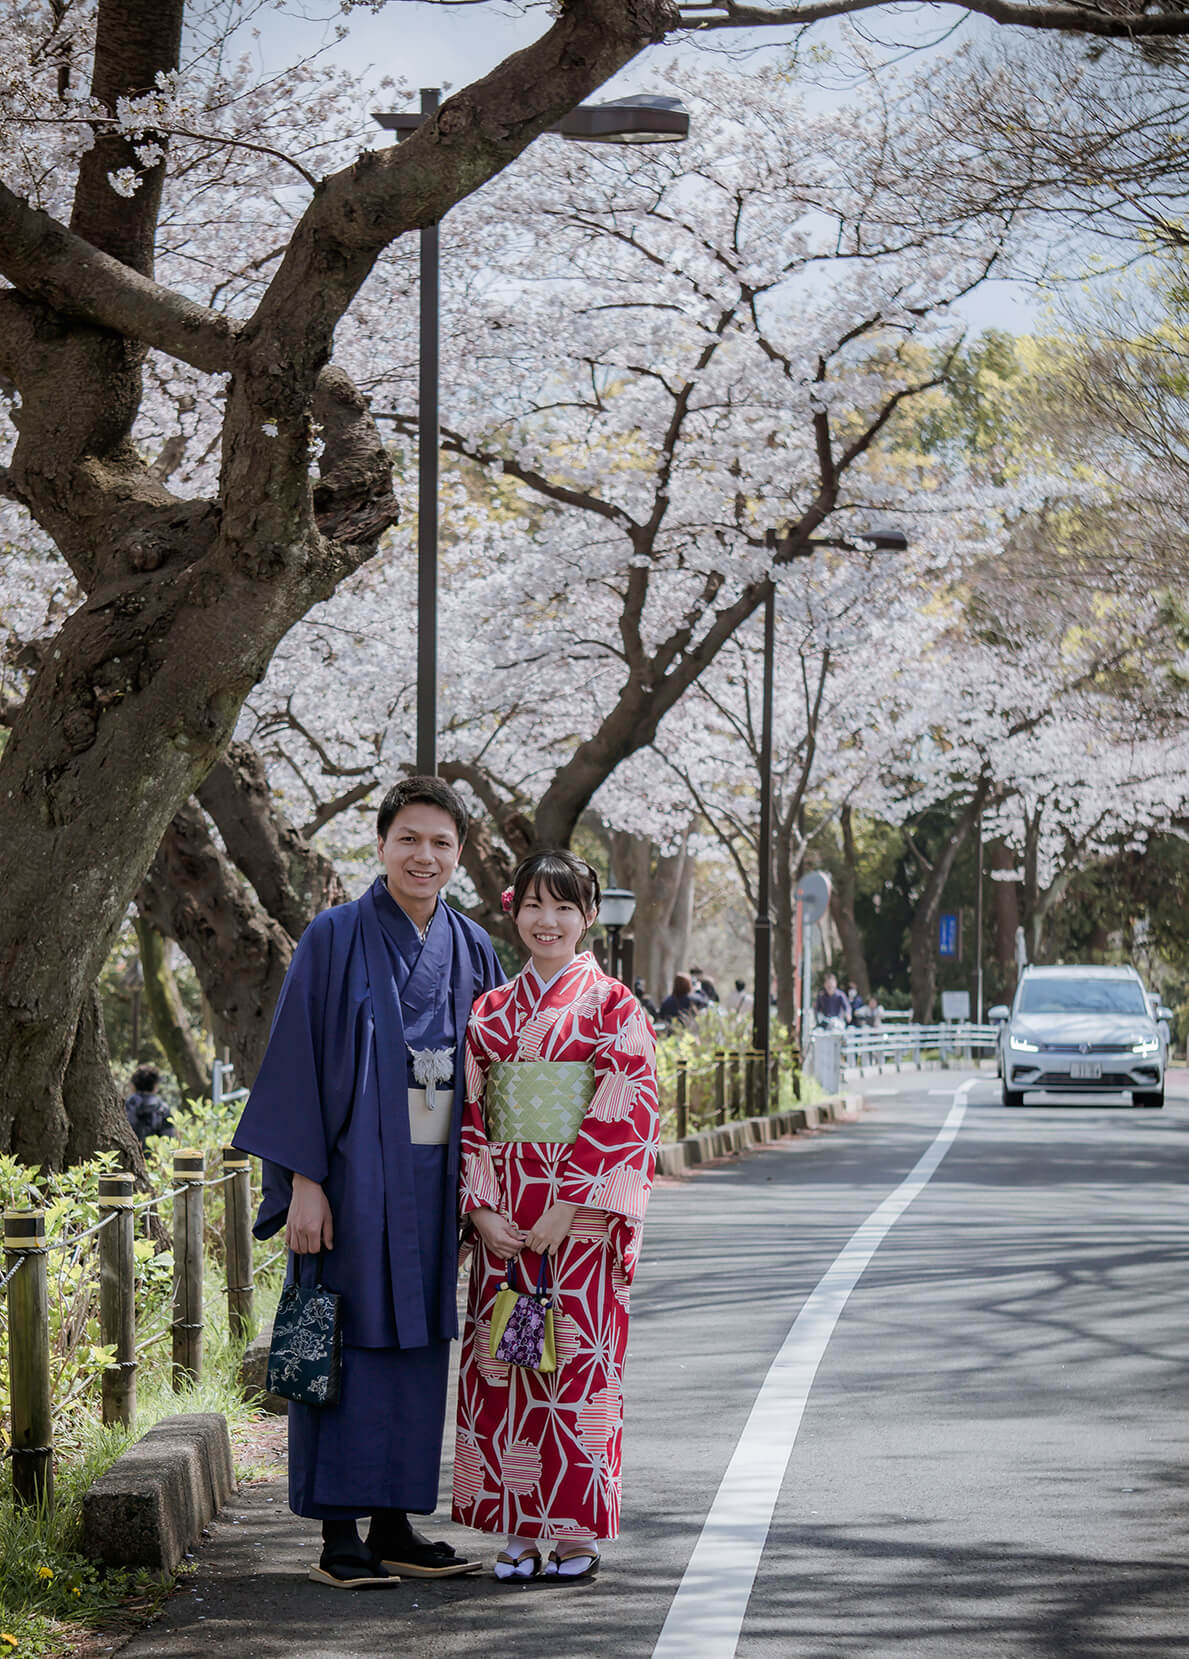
[1070,1061,1102,1080]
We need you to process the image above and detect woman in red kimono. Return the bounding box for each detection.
[452,850,659,1584]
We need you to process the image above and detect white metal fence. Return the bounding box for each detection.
[814,1022,1000,1078]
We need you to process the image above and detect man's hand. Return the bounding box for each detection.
[470,1208,524,1262]
[523,1200,578,1259]
[286,1173,334,1254]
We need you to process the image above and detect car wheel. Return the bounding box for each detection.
[1132,1090,1164,1108]
[1001,1086,1025,1108]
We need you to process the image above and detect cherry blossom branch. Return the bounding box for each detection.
[677,0,1189,39]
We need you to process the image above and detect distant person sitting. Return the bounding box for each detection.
[124,1065,173,1146]
[863,995,882,1029]
[724,978,753,1015]
[846,982,864,1020]
[813,973,851,1024]
[659,973,706,1026]
[690,966,719,1003]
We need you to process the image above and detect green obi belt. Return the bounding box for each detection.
[486,1061,595,1144]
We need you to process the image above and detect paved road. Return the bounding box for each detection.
[118,1069,1189,1658]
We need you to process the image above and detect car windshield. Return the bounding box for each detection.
[1016,978,1148,1016]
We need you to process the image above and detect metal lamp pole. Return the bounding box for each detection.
[373,93,689,780]
[751,529,908,1109]
[750,581,775,1107]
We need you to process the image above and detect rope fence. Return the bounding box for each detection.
[2,1147,275,1511]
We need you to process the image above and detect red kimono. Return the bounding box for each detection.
[452,953,659,1542]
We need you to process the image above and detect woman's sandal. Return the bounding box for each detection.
[493,1547,542,1581]
[542,1547,600,1584]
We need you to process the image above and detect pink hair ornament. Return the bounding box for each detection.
[500,887,514,912]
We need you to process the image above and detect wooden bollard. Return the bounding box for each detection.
[675,1058,688,1141]
[98,1174,137,1427]
[4,1209,52,1509]
[728,1050,742,1119]
[172,1150,205,1389]
[714,1050,726,1126]
[223,1149,254,1344]
[745,1049,760,1116]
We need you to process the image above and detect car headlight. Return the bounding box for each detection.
[1131,1037,1160,1055]
[1009,1033,1040,1052]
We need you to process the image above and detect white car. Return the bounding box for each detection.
[990,965,1167,1109]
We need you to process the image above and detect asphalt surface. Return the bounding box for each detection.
[113,1067,1189,1659]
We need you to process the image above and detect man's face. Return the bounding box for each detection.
[825,974,838,993]
[377,803,461,911]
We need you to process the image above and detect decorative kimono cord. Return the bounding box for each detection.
[408,1044,453,1111]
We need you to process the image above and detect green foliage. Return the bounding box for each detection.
[655,1007,819,1138]
[0,1108,286,1655]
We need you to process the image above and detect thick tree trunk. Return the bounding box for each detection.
[990,839,1021,1000]
[137,802,295,1086]
[829,806,870,999]
[134,914,209,1101]
[908,783,990,1023]
[609,828,694,1003]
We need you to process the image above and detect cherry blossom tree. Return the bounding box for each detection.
[6,1,1189,1164]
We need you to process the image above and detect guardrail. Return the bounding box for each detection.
[828,1022,1000,1074]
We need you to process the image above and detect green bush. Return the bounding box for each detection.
[0,1104,286,1655]
[655,1008,818,1138]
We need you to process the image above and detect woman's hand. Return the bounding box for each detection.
[523,1201,578,1259]
[470,1208,524,1262]
[286,1173,334,1255]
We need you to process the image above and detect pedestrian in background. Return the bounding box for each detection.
[633,976,659,1020]
[124,1064,172,1147]
[690,965,719,1002]
[724,978,753,1015]
[659,972,705,1026]
[814,972,851,1024]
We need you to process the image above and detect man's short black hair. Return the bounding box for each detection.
[376,776,468,845]
[132,1064,161,1093]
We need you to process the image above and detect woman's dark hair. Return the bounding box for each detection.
[376,775,468,845]
[510,850,601,921]
[132,1064,161,1093]
[672,973,693,998]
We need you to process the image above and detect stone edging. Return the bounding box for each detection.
[82,1411,236,1571]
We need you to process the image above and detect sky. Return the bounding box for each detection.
[246,0,1042,335]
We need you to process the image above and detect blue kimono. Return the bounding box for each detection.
[233,876,503,1518]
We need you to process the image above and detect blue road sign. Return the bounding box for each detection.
[938,912,959,958]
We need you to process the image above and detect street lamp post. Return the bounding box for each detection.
[373,93,689,778]
[751,529,909,1108]
[599,887,637,985]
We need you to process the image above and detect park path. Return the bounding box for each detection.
[108,1067,1189,1659]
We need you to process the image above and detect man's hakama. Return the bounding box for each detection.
[234,877,502,1519]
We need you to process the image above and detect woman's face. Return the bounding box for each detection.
[515,881,595,977]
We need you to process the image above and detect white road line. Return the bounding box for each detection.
[651,1082,975,1659]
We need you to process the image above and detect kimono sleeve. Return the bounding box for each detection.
[459,1013,504,1217]
[557,984,659,1224]
[231,914,338,1239]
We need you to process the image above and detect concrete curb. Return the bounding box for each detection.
[656,1091,860,1175]
[82,1412,236,1572]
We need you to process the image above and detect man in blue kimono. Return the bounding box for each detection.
[234,776,503,1587]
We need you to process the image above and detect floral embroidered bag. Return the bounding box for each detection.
[489,1255,557,1373]
[266,1254,343,1406]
